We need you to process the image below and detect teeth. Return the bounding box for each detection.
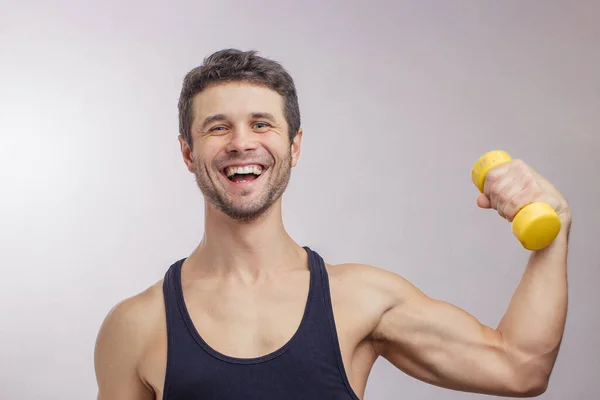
[225,165,263,177]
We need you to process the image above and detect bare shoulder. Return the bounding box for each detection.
[324,262,425,337]
[94,281,165,399]
[326,262,423,307]
[95,280,165,345]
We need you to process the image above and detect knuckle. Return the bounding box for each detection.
[521,177,533,190]
[513,159,531,174]
[485,172,500,189]
[509,195,521,208]
[522,170,535,182]
[487,166,502,178]
[532,189,545,200]
[521,173,537,192]
[512,159,526,168]
[496,192,510,209]
[488,186,501,201]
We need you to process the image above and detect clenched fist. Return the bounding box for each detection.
[476,159,571,227]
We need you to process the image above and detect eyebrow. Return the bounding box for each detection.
[199,112,278,131]
[249,112,277,123]
[200,114,228,131]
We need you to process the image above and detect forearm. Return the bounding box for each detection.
[497,221,571,380]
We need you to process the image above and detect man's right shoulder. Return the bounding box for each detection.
[94,280,165,368]
[94,281,166,399]
[97,280,165,341]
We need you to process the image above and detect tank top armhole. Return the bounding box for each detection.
[315,255,362,400]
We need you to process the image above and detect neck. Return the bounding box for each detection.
[188,199,305,280]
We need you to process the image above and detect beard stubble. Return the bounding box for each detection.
[192,150,292,223]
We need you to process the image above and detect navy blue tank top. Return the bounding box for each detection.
[161,246,361,400]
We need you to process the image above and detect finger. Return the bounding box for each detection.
[488,174,517,213]
[483,163,511,197]
[476,194,492,208]
[501,187,534,222]
[498,176,531,221]
[501,169,547,221]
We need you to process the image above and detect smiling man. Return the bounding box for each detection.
[94,49,571,400]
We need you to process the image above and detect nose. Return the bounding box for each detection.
[225,126,258,153]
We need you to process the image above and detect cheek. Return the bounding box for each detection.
[192,145,220,167]
[264,138,291,158]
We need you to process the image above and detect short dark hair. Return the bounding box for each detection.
[178,49,301,148]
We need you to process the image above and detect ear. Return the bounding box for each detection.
[290,129,303,168]
[178,135,195,173]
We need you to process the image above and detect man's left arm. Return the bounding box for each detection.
[369,159,570,397]
[481,159,571,391]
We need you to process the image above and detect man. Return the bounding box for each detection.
[94,49,571,399]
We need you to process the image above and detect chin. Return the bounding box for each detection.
[196,164,289,222]
[211,192,276,222]
[220,204,272,222]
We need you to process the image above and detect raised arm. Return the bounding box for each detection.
[94,292,157,400]
[370,159,570,397]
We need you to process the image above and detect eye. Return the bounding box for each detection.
[253,122,271,132]
[209,125,229,135]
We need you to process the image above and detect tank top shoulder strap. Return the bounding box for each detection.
[162,257,185,325]
[161,257,187,389]
[303,247,358,399]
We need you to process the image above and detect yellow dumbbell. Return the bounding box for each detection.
[471,150,561,250]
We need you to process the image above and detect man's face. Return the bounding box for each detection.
[180,82,302,222]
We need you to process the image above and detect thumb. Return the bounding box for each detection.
[476,193,492,208]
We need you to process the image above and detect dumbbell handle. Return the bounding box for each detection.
[471,150,561,250]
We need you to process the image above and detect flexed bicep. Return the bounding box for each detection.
[369,279,542,397]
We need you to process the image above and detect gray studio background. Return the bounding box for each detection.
[1,1,598,399]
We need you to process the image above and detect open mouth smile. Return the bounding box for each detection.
[220,164,268,186]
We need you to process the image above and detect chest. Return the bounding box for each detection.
[183,273,312,358]
[140,267,379,399]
